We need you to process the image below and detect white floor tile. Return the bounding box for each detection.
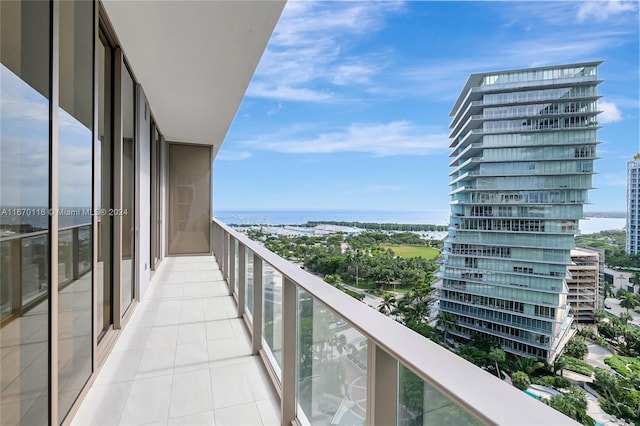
[94,349,143,385]
[210,364,255,409]
[205,319,236,341]
[145,325,179,349]
[214,402,263,426]
[72,256,279,426]
[71,382,132,426]
[168,369,214,419]
[167,410,215,426]
[178,323,207,344]
[174,342,209,374]
[256,398,280,426]
[135,346,176,379]
[119,375,172,425]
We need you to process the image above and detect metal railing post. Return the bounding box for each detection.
[252,253,263,355]
[366,342,398,425]
[228,237,235,296]
[281,277,297,425]
[72,227,80,280]
[237,244,245,317]
[10,238,22,316]
[223,233,229,281]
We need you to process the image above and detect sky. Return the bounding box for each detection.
[214,0,639,214]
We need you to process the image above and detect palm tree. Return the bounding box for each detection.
[377,293,397,315]
[436,311,457,343]
[570,306,579,325]
[554,356,567,377]
[620,311,633,325]
[592,308,607,322]
[513,356,545,376]
[603,282,613,299]
[633,272,640,292]
[488,347,506,378]
[620,292,638,313]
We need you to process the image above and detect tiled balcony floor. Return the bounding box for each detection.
[72,256,280,426]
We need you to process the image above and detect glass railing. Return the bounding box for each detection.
[1,223,91,321]
[212,218,578,426]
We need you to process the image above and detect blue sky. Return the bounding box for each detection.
[214,0,639,214]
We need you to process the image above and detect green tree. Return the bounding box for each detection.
[488,347,505,378]
[633,271,640,289]
[592,308,607,322]
[323,274,341,286]
[553,356,567,377]
[621,292,638,313]
[620,311,633,324]
[546,387,595,426]
[604,282,613,299]
[513,356,545,376]
[436,311,457,344]
[564,336,588,360]
[377,293,397,316]
[511,371,530,391]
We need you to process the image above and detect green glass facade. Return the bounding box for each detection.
[440,62,602,361]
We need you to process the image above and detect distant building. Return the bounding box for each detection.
[567,248,601,322]
[627,159,640,254]
[604,267,636,293]
[438,62,601,362]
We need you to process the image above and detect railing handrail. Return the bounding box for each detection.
[212,217,578,425]
[0,222,91,242]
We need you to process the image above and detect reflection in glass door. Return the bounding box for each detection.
[120,62,136,316]
[96,29,113,340]
[0,2,51,424]
[150,122,161,269]
[58,1,94,421]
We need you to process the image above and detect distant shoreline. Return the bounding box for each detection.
[584,211,626,219]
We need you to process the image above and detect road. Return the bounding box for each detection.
[605,297,640,327]
[340,282,383,309]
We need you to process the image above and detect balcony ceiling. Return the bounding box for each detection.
[102,0,285,151]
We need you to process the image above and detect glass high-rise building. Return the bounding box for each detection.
[439,62,602,362]
[627,159,640,255]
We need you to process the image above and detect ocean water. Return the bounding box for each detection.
[215,209,626,235]
[214,209,451,226]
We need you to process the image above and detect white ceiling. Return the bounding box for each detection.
[101,1,285,152]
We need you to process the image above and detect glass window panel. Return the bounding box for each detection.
[0,1,51,424]
[57,0,94,420]
[262,263,282,373]
[296,289,367,425]
[398,364,482,425]
[245,248,254,317]
[234,240,239,293]
[121,62,135,315]
[96,30,113,340]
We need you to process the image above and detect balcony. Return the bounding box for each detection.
[68,219,576,425]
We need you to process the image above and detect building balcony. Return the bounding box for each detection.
[67,219,576,425]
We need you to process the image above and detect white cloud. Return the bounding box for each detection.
[599,101,623,123]
[241,121,449,156]
[577,0,637,22]
[217,151,253,161]
[331,63,378,86]
[247,82,334,103]
[249,1,405,102]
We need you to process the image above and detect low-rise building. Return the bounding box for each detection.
[568,248,601,322]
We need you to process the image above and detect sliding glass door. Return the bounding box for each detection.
[96,29,113,341]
